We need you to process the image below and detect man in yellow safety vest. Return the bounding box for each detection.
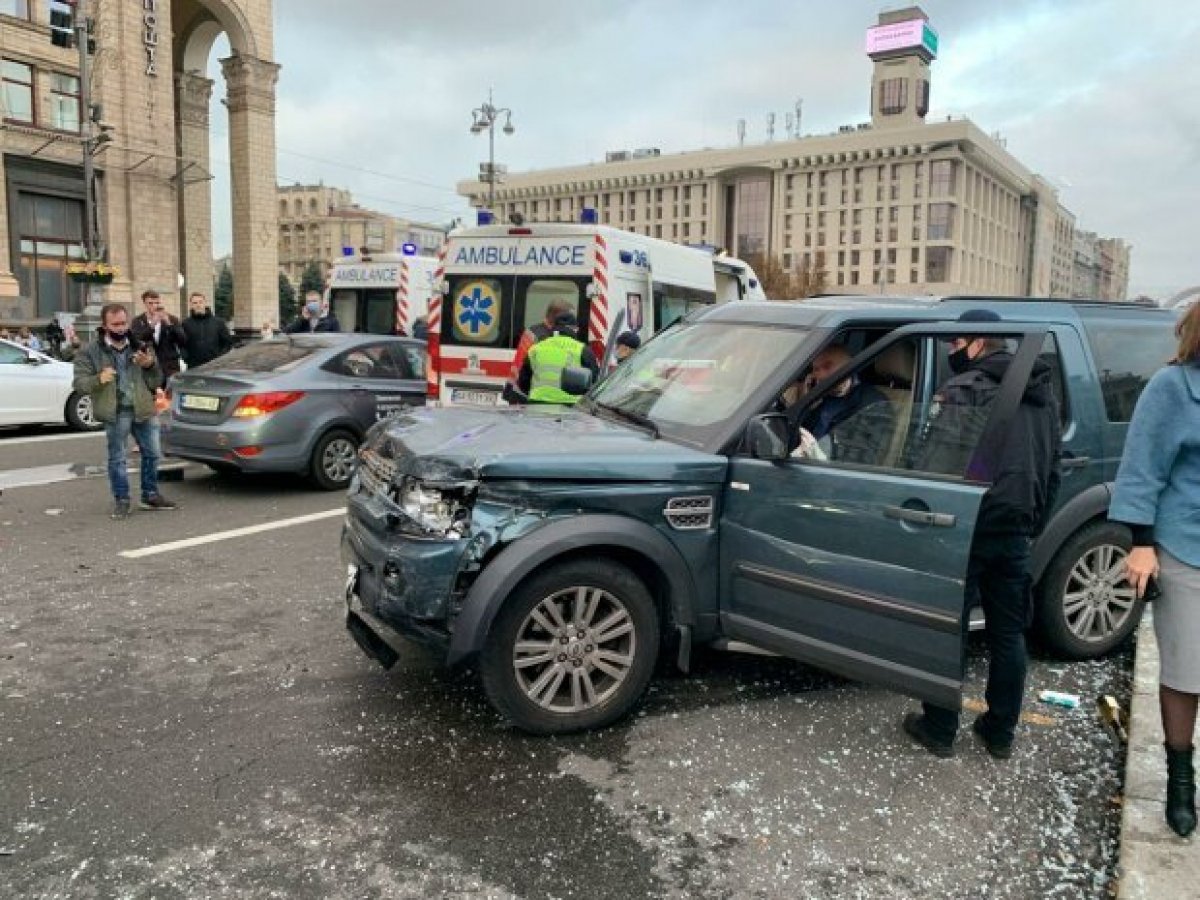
[516,311,600,404]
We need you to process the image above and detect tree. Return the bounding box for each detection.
[745,252,828,300]
[278,271,297,326]
[299,260,324,298]
[213,265,233,321]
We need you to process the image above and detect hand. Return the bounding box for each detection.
[133,348,154,369]
[1125,546,1159,599]
[98,366,116,385]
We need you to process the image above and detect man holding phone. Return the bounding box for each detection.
[73,303,177,519]
[131,289,188,380]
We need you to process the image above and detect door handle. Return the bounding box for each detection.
[1059,454,1090,471]
[884,505,957,528]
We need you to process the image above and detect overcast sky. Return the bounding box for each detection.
[204,0,1199,300]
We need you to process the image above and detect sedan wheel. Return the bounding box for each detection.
[481,559,659,734]
[65,391,100,431]
[309,429,359,491]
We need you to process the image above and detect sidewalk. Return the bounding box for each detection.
[1118,612,1197,898]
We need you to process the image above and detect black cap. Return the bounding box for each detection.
[956,308,1002,324]
[553,311,578,331]
[616,331,641,350]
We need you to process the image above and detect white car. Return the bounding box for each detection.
[0,337,98,430]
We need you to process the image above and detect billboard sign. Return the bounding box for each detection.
[866,19,939,57]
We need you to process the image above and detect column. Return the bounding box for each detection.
[175,71,215,305]
[0,168,19,298]
[221,52,280,331]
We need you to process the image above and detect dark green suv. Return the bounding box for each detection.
[341,297,1177,733]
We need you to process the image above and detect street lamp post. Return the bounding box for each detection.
[470,90,514,211]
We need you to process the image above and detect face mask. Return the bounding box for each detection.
[306,302,321,316]
[948,345,972,375]
[106,328,129,344]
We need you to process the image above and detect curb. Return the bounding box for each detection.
[1117,611,1197,899]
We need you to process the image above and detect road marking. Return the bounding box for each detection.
[0,460,187,491]
[0,431,103,446]
[120,508,345,559]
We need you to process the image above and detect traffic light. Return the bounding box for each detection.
[49,1,74,48]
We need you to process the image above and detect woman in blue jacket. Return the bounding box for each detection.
[1111,302,1200,838]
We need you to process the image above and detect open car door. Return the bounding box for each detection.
[719,322,1048,708]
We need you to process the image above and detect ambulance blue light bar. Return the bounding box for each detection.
[401,242,418,256]
[342,246,354,256]
[477,210,494,226]
[580,207,598,224]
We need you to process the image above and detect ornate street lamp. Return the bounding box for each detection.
[470,91,515,211]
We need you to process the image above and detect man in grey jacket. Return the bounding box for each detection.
[73,303,177,519]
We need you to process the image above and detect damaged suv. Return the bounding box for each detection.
[342,298,1177,734]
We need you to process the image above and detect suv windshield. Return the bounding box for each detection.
[587,321,810,447]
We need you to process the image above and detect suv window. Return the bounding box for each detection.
[1084,318,1176,422]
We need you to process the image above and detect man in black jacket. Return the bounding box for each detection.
[903,309,1062,760]
[131,289,188,380]
[181,292,233,368]
[788,344,895,466]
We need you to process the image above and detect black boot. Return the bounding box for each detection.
[1165,744,1196,838]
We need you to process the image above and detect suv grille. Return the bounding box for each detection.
[358,448,398,496]
[663,496,714,530]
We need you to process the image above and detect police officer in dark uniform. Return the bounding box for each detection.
[903,309,1062,759]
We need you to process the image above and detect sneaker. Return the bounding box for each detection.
[902,712,956,758]
[972,716,1014,760]
[111,499,131,520]
[139,494,178,511]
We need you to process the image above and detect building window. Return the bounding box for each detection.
[931,160,956,196]
[851,250,860,266]
[837,272,845,286]
[49,72,80,131]
[852,229,860,244]
[837,251,845,267]
[926,246,952,282]
[851,271,859,285]
[854,188,862,203]
[2,60,34,124]
[816,231,825,245]
[910,268,919,284]
[928,203,955,240]
[879,77,908,115]
[911,248,921,264]
[1,1,31,19]
[887,248,897,265]
[15,192,87,317]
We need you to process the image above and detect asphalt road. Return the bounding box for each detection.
[0,429,1131,899]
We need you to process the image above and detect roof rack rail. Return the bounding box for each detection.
[809,293,1157,310]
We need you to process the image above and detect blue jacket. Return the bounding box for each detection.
[1110,364,1200,567]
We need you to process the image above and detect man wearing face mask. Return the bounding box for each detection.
[903,308,1061,761]
[285,290,341,334]
[788,343,893,465]
[73,303,177,519]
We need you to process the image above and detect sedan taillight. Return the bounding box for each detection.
[231,391,306,418]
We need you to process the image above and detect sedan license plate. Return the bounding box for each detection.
[451,389,500,406]
[181,393,221,412]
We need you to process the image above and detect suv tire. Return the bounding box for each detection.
[480,559,660,734]
[1035,521,1143,659]
[65,391,100,431]
[309,429,359,491]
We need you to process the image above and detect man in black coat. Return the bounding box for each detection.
[903,309,1062,760]
[130,289,188,380]
[181,292,234,368]
[285,291,341,334]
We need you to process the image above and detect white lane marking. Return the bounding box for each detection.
[120,508,345,559]
[0,431,103,446]
[0,460,187,491]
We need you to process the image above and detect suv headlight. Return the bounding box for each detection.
[398,478,470,535]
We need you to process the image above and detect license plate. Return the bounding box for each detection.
[451,389,500,406]
[181,393,221,412]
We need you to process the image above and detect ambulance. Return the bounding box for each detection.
[426,214,765,406]
[325,250,438,336]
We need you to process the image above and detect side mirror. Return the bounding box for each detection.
[747,414,790,461]
[561,366,593,397]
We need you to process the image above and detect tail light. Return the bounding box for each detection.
[231,391,306,418]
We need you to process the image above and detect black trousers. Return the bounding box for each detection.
[923,533,1033,745]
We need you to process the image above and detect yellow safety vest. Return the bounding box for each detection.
[528,334,585,404]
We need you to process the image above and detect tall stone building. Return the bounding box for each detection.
[0,0,278,329]
[1072,230,1130,301]
[459,6,1128,299]
[277,183,445,284]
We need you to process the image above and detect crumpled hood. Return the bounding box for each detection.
[370,405,727,485]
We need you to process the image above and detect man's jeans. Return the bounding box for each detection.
[923,533,1033,745]
[105,410,160,502]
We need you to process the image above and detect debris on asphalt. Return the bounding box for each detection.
[1039,690,1082,709]
[1096,695,1128,743]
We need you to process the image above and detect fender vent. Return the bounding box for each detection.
[664,496,714,530]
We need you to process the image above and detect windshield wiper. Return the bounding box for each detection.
[593,401,659,438]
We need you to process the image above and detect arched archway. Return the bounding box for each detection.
[172,0,277,330]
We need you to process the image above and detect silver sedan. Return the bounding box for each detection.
[162,334,426,489]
